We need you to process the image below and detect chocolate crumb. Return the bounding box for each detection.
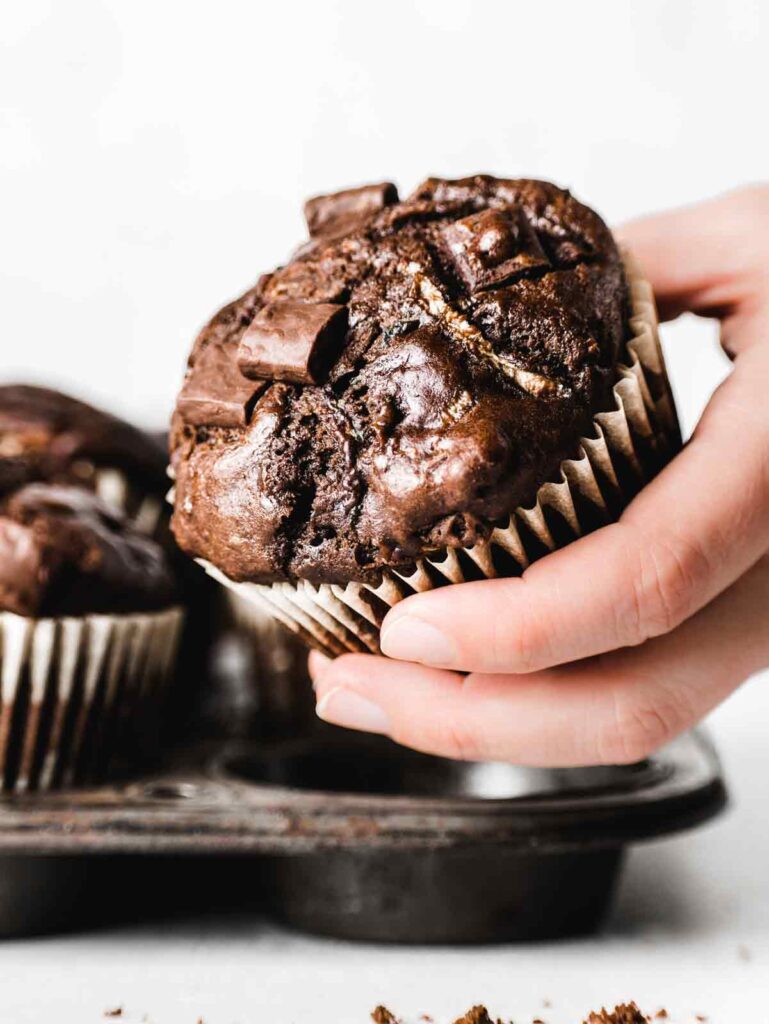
[695,1016,708,1022]
[372,1008,399,1024]
[584,1006,647,1024]
[453,1008,498,1024]
[103,1011,123,1019]
[373,1003,655,1024]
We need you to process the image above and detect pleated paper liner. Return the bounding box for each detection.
[198,251,681,658]
[221,590,315,731]
[0,607,183,793]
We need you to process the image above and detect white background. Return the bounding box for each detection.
[1,0,769,1020]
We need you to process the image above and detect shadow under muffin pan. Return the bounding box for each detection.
[0,728,725,941]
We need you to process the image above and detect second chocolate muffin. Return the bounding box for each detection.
[170,175,679,654]
[0,483,183,791]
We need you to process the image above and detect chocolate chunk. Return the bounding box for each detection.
[442,207,550,292]
[533,216,596,266]
[304,182,398,239]
[238,301,348,385]
[177,340,266,427]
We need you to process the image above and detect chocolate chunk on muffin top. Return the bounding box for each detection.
[0,385,168,499]
[0,484,177,617]
[170,175,629,586]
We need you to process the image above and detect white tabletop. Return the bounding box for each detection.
[0,671,766,1024]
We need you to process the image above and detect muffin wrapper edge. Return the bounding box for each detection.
[0,606,183,792]
[220,589,315,728]
[199,251,681,658]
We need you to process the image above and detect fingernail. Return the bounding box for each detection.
[316,687,391,735]
[380,616,457,666]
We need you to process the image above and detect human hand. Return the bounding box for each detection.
[310,186,769,766]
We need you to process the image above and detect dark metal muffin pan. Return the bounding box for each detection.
[0,728,725,942]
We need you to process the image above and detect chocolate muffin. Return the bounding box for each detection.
[170,175,678,655]
[0,483,183,791]
[0,385,168,528]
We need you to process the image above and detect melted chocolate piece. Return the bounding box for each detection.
[304,182,398,239]
[177,339,266,427]
[171,175,627,586]
[441,208,550,292]
[0,484,177,617]
[238,301,348,385]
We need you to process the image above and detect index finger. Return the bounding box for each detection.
[618,185,768,321]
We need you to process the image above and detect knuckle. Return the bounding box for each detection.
[597,687,692,765]
[504,620,540,674]
[498,590,548,673]
[605,707,669,764]
[430,710,485,763]
[629,536,710,641]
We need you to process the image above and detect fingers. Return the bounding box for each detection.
[378,356,769,675]
[617,184,769,322]
[313,556,769,766]
[308,649,331,679]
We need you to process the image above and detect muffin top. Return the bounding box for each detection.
[0,483,177,617]
[171,175,628,586]
[0,385,167,499]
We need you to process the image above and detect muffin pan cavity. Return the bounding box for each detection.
[0,728,725,941]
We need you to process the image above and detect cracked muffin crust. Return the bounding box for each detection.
[170,175,629,586]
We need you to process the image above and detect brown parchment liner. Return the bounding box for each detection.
[199,251,681,658]
[0,607,183,793]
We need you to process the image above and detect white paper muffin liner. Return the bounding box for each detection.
[221,589,315,727]
[0,606,183,793]
[198,251,680,658]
